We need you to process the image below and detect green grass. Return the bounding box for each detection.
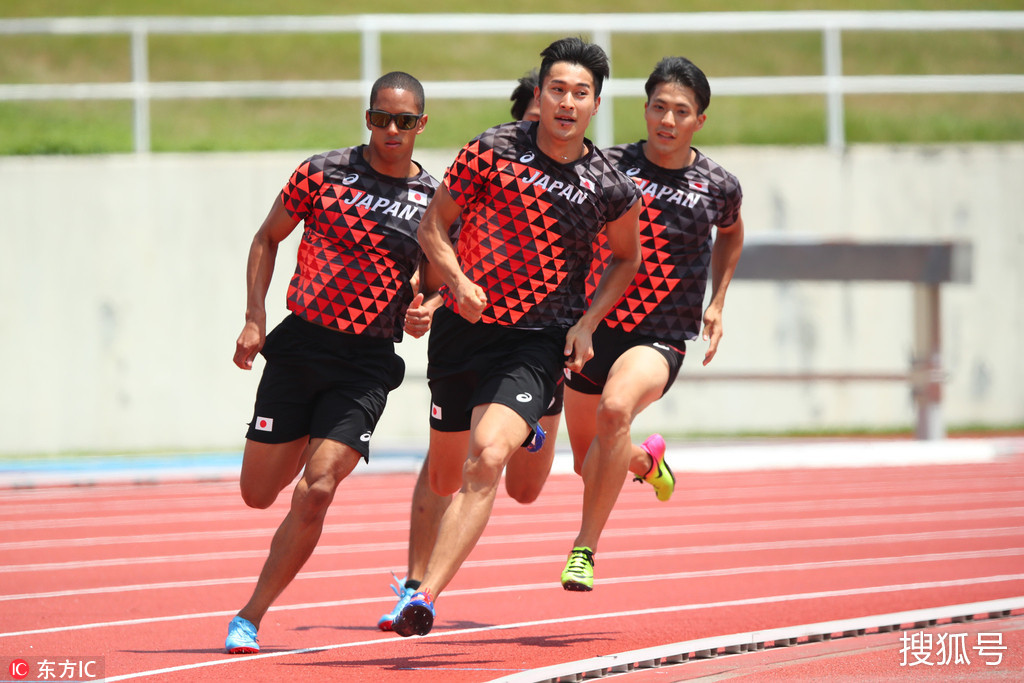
[0,101,135,154]
[3,0,1023,17]
[1,2,1023,154]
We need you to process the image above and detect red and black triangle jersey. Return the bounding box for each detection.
[279,146,439,341]
[441,120,640,329]
[589,142,742,341]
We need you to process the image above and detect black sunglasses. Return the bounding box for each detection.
[366,109,422,131]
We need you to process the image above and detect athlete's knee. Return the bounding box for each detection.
[464,443,507,488]
[292,472,338,523]
[419,469,455,504]
[506,481,542,505]
[427,451,463,496]
[429,469,460,497]
[239,479,282,510]
[505,456,550,504]
[238,439,305,509]
[595,395,632,437]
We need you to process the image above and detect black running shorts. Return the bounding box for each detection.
[426,307,565,433]
[564,322,684,396]
[245,314,405,460]
[545,379,565,417]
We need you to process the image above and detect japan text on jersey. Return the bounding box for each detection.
[589,142,742,342]
[280,146,440,341]
[442,121,640,329]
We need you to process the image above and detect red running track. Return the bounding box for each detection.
[1,442,1023,682]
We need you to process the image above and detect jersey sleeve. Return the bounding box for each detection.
[279,154,325,222]
[443,134,495,210]
[607,173,642,224]
[592,148,642,225]
[716,174,743,229]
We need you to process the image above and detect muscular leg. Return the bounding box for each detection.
[235,437,362,628]
[563,389,599,477]
[405,430,469,582]
[417,403,530,598]
[571,347,668,551]
[238,437,308,509]
[427,429,472,497]
[564,386,663,486]
[504,412,560,504]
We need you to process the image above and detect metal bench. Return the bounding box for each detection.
[692,239,973,440]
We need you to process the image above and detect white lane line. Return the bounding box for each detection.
[6,488,1023,532]
[4,471,1020,516]
[4,502,1024,555]
[82,575,1024,681]
[4,566,1024,640]
[3,528,1023,603]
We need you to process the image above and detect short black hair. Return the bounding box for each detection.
[644,56,711,114]
[539,36,609,97]
[370,71,425,114]
[510,69,539,121]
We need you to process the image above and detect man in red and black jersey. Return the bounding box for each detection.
[378,70,564,632]
[389,37,642,638]
[224,71,439,654]
[560,56,746,591]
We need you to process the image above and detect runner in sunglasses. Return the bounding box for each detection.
[224,71,439,654]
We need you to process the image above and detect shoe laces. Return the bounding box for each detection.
[388,572,411,598]
[566,547,594,572]
[231,617,258,642]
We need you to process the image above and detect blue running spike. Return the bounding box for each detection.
[392,591,435,637]
[225,616,259,654]
[525,423,546,453]
[378,573,415,631]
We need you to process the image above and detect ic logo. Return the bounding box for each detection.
[360,431,372,442]
[516,393,532,403]
[519,152,536,163]
[342,173,359,185]
[9,659,29,680]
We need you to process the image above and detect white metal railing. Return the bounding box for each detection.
[2,11,1023,153]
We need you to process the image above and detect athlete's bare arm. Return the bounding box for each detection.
[417,186,488,323]
[404,260,447,339]
[234,198,300,370]
[701,210,745,366]
[563,201,642,371]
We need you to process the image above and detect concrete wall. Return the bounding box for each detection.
[1,144,1021,455]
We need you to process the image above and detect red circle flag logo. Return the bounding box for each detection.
[9,659,30,679]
